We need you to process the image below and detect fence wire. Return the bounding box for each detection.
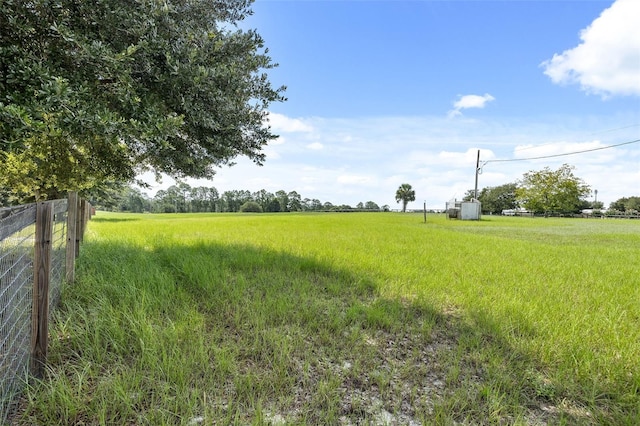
[50,200,68,312]
[0,204,37,423]
[0,199,75,423]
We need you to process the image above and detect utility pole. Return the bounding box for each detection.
[474,149,480,200]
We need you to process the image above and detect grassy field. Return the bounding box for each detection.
[14,212,640,424]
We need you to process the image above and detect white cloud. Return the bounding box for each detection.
[263,146,281,160]
[306,142,324,150]
[267,112,315,133]
[541,0,640,97]
[512,140,618,164]
[448,94,495,117]
[406,148,495,169]
[337,175,376,185]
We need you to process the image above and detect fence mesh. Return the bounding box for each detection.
[0,199,75,423]
[0,204,37,423]
[50,200,68,312]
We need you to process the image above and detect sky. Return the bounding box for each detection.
[144,0,640,210]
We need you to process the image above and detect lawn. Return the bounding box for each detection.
[15,212,640,424]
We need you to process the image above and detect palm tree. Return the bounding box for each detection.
[395,183,416,212]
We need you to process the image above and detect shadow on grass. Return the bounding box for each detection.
[14,239,613,425]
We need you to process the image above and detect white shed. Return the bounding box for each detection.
[446,200,481,220]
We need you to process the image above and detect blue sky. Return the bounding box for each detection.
[148,0,640,209]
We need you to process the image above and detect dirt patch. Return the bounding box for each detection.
[272,326,462,425]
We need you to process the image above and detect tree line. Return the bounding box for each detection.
[87,182,389,214]
[463,164,639,216]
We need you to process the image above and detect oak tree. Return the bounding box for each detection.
[0,0,284,202]
[515,164,590,215]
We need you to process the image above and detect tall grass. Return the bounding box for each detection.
[14,212,640,424]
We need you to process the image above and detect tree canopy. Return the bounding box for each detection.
[395,183,416,213]
[465,183,518,214]
[515,164,590,215]
[609,196,640,213]
[0,0,285,202]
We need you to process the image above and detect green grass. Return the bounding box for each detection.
[14,212,640,424]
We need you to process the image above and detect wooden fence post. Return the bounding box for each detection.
[31,201,53,377]
[66,192,78,283]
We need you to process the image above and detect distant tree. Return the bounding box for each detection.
[176,182,192,213]
[189,186,209,212]
[253,189,274,212]
[155,185,183,213]
[221,191,236,212]
[310,199,323,211]
[382,205,390,212]
[238,190,252,207]
[240,201,263,213]
[118,187,151,213]
[516,164,590,215]
[189,187,205,212]
[266,198,281,212]
[204,187,220,212]
[186,185,218,212]
[364,201,380,210]
[221,190,251,212]
[395,183,416,212]
[462,189,476,202]
[624,196,640,212]
[476,183,518,214]
[610,196,640,212]
[275,190,289,212]
[609,199,625,211]
[288,191,302,212]
[356,202,364,209]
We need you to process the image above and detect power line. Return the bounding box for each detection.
[588,124,640,136]
[485,138,640,164]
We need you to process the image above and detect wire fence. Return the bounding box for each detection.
[0,205,36,424]
[50,201,68,314]
[0,196,89,424]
